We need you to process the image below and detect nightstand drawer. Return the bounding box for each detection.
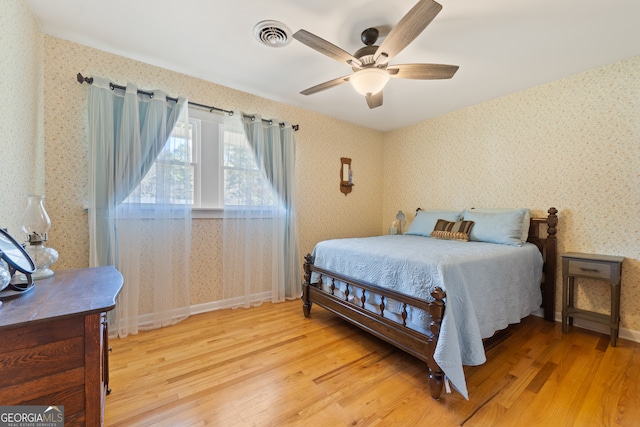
[567,259,611,280]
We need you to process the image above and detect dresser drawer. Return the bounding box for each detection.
[567,259,611,280]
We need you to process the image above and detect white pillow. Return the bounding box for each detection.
[405,209,463,237]
[462,208,530,246]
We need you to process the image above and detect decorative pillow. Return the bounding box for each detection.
[405,210,463,237]
[462,208,530,246]
[430,219,475,241]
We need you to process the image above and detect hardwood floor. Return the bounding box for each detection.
[105,300,640,426]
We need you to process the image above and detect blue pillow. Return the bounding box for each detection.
[405,210,463,237]
[462,209,529,246]
[468,208,531,242]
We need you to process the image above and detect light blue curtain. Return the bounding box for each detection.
[243,114,300,300]
[87,77,192,337]
[222,113,300,307]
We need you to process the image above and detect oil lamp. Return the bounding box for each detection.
[21,195,58,279]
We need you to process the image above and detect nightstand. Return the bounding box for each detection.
[561,252,624,346]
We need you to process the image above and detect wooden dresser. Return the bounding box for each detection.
[0,266,123,426]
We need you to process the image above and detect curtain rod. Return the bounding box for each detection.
[76,73,299,131]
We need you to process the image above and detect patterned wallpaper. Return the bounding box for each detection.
[41,36,384,312]
[0,0,44,234]
[383,56,640,332]
[5,0,639,334]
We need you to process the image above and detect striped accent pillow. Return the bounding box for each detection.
[430,219,475,242]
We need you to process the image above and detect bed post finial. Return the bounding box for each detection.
[302,254,313,317]
[547,207,558,237]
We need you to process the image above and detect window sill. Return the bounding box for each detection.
[84,207,282,220]
[192,207,283,219]
[192,208,224,219]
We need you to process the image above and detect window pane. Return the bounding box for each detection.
[224,137,254,170]
[158,132,192,163]
[125,130,194,205]
[223,130,277,207]
[224,168,275,206]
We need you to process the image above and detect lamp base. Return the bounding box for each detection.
[33,268,55,280]
[18,269,54,282]
[24,244,58,281]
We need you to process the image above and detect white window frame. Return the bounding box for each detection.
[190,108,225,217]
[123,107,280,219]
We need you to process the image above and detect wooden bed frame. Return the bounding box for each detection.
[302,207,558,400]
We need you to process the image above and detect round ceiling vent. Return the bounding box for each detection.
[253,20,292,48]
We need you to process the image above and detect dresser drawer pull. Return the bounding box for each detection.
[579,267,600,273]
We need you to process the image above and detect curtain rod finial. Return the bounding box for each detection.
[76,73,93,85]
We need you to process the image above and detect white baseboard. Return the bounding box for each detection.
[553,310,640,344]
[127,301,640,345]
[190,291,273,315]
[192,302,640,344]
[529,309,640,344]
[110,292,274,338]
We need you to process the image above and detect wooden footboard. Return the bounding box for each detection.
[302,207,558,400]
[302,254,447,398]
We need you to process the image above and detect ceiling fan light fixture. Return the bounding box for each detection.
[349,68,390,96]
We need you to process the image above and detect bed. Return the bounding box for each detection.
[302,207,558,400]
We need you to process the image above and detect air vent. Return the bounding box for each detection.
[253,20,292,48]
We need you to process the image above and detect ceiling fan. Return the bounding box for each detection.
[293,0,458,109]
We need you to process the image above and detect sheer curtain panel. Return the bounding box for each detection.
[87,77,192,337]
[222,114,300,308]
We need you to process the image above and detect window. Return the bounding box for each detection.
[222,118,277,208]
[124,120,193,205]
[127,107,277,215]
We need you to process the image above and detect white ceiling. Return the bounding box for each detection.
[26,0,640,132]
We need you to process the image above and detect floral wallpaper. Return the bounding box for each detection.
[383,56,640,333]
[4,0,639,336]
[0,0,44,235]
[40,36,384,313]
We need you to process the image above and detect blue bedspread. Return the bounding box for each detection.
[311,234,543,399]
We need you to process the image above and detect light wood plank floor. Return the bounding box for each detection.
[105,300,640,426]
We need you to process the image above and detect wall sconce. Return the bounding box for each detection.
[340,157,353,196]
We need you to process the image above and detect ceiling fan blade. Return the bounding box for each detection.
[374,0,442,64]
[300,75,351,95]
[387,63,459,79]
[366,91,383,109]
[293,30,363,68]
